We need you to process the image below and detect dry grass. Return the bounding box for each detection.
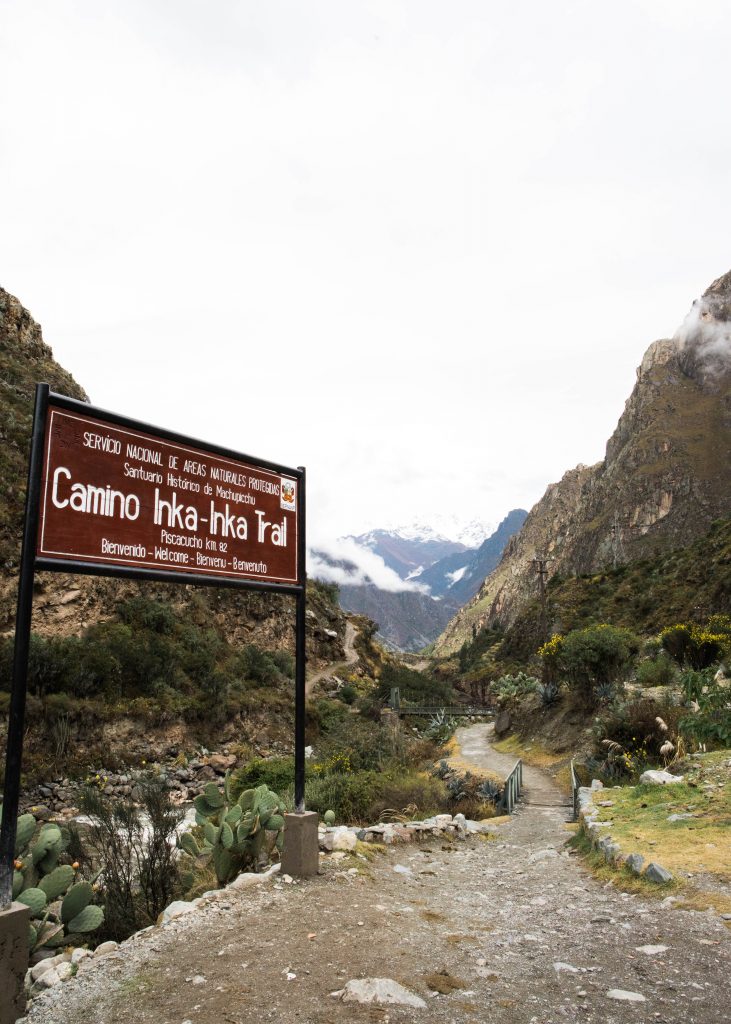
[423,970,468,993]
[443,735,503,786]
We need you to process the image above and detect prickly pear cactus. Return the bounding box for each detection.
[2,807,104,952]
[178,776,286,886]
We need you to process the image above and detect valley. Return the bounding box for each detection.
[1,269,730,1021]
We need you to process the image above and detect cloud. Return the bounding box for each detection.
[308,536,430,594]
[674,297,731,379]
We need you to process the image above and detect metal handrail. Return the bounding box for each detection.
[570,758,580,821]
[501,758,523,813]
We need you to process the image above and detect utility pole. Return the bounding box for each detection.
[531,555,551,642]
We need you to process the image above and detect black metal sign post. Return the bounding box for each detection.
[0,385,49,908]
[1,384,312,911]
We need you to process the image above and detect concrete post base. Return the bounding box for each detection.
[280,811,320,878]
[0,901,30,1024]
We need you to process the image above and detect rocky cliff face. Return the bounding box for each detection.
[435,271,731,655]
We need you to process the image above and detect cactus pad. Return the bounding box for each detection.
[179,833,200,857]
[61,881,93,923]
[203,783,224,808]
[17,887,47,917]
[68,904,104,934]
[14,813,36,853]
[39,865,75,901]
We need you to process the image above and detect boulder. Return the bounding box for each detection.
[331,828,358,852]
[336,978,427,1008]
[639,769,684,785]
[157,900,199,925]
[207,753,237,772]
[494,711,511,736]
[624,853,644,874]
[644,862,673,884]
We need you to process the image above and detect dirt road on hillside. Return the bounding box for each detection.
[455,723,571,809]
[306,621,358,696]
[25,725,730,1024]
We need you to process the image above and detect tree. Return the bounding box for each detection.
[559,624,640,703]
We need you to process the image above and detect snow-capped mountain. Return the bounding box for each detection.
[369,515,496,549]
[328,512,527,651]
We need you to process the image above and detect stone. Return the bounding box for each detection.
[639,769,684,785]
[607,989,646,1002]
[55,961,73,982]
[393,864,412,876]
[331,827,357,852]
[494,711,511,736]
[624,853,644,874]
[337,978,427,1008]
[553,962,579,973]
[228,864,280,890]
[157,900,198,925]
[635,945,668,955]
[603,842,621,863]
[71,948,92,965]
[667,813,693,821]
[645,862,673,883]
[94,940,119,956]
[529,848,558,862]
[34,967,61,990]
[30,959,55,982]
[207,753,236,772]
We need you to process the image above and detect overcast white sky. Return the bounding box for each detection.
[2,1,730,546]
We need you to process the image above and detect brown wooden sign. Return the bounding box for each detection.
[37,402,301,586]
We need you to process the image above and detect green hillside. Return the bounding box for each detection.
[452,518,731,674]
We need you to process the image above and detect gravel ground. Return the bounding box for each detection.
[22,726,731,1024]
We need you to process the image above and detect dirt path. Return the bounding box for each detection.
[455,723,571,808]
[25,726,731,1024]
[306,620,358,696]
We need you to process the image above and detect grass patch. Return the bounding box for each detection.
[590,751,731,877]
[569,829,681,899]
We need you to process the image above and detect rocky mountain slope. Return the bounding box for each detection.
[337,582,457,652]
[435,270,731,655]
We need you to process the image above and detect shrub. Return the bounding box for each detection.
[338,684,357,705]
[75,774,183,942]
[678,667,731,748]
[660,616,731,670]
[635,654,676,687]
[229,757,294,797]
[560,624,640,703]
[376,662,454,708]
